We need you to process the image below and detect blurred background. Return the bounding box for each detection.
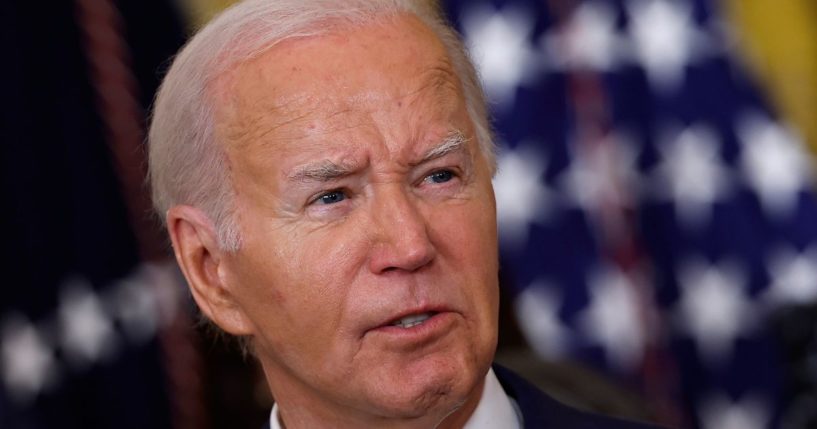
[2,0,816,428]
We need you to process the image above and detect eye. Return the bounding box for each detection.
[315,190,347,205]
[425,170,454,184]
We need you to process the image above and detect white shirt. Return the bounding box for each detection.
[269,368,522,429]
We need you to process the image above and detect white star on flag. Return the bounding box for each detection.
[59,279,118,366]
[493,143,551,248]
[700,393,769,429]
[145,262,186,327]
[762,245,817,306]
[561,132,639,214]
[578,266,646,371]
[676,260,754,364]
[461,3,542,109]
[653,124,731,228]
[626,0,704,92]
[112,271,160,344]
[544,1,622,71]
[1,316,57,402]
[515,281,569,360]
[737,112,812,219]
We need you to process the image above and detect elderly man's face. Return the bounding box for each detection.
[214,14,498,425]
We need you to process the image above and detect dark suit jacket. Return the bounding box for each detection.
[493,364,665,428]
[262,365,666,428]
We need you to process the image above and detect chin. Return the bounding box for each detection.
[366,350,489,419]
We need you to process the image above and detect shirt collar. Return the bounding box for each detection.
[269,368,522,429]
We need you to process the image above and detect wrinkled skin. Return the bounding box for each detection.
[171,13,499,429]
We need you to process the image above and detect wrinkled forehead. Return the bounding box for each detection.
[209,13,465,151]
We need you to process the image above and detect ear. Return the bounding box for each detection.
[166,205,254,336]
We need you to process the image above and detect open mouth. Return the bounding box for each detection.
[389,311,438,329]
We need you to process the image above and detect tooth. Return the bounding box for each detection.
[392,312,432,328]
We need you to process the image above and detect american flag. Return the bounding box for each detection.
[0,1,196,428]
[442,0,817,428]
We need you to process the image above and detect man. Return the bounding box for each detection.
[148,0,663,427]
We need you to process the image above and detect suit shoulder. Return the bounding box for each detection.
[493,364,667,429]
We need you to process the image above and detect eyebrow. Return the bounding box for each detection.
[415,130,469,165]
[288,160,357,184]
[287,131,469,184]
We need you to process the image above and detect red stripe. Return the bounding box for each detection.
[74,1,207,428]
[548,0,683,426]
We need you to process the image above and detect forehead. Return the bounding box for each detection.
[212,13,465,153]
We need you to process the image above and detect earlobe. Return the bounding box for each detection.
[165,206,254,336]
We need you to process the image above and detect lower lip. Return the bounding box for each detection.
[368,312,456,344]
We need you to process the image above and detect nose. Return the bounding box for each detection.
[367,186,436,274]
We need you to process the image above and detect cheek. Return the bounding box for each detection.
[265,221,370,323]
[436,190,499,289]
[430,196,499,292]
[292,221,370,293]
[231,235,366,364]
[434,192,497,259]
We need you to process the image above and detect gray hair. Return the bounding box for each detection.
[148,0,494,251]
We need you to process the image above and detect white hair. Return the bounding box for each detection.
[148,0,494,251]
